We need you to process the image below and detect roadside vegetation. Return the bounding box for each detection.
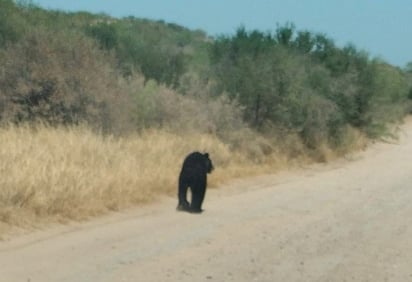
[0,0,411,235]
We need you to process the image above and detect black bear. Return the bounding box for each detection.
[177,152,214,213]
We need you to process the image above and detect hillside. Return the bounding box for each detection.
[1,0,411,140]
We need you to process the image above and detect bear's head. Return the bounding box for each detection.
[204,153,214,174]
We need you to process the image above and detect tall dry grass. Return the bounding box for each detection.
[0,123,369,236]
[0,124,293,235]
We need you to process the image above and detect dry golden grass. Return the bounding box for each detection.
[0,123,369,236]
[0,124,292,235]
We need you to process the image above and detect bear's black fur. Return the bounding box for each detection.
[177,152,213,213]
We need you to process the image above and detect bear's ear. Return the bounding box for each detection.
[204,153,209,158]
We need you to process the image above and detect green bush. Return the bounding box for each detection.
[0,28,130,132]
[209,26,411,149]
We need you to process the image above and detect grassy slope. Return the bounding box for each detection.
[0,125,298,236]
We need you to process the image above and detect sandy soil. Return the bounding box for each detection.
[1,120,412,282]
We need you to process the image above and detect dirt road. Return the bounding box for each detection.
[1,121,412,282]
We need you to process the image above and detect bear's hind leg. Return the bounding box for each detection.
[177,178,190,211]
[189,184,206,213]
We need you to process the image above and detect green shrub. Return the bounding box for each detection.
[0,28,130,132]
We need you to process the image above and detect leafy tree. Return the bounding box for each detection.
[275,22,295,46]
[294,30,315,54]
[0,0,24,46]
[405,61,412,73]
[85,22,118,50]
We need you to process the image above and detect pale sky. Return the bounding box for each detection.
[33,0,411,67]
